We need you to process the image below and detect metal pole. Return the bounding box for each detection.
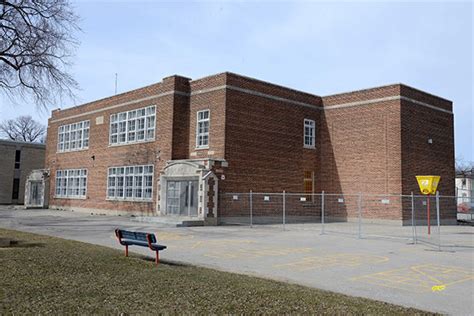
[411,192,416,244]
[283,190,286,230]
[358,192,362,239]
[427,194,431,235]
[249,190,253,228]
[321,191,325,235]
[436,191,441,251]
[187,181,191,217]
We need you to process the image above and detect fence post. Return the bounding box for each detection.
[411,192,416,244]
[436,191,441,251]
[249,190,253,228]
[358,192,362,239]
[321,191,325,235]
[283,190,286,230]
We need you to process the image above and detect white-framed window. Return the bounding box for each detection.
[57,120,90,152]
[55,169,87,198]
[107,165,153,201]
[304,119,315,148]
[109,105,155,145]
[196,109,210,148]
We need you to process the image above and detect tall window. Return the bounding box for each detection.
[57,120,90,152]
[303,171,314,194]
[14,150,21,169]
[196,109,210,148]
[107,165,153,201]
[304,119,315,148]
[109,106,155,145]
[11,178,20,199]
[55,169,87,198]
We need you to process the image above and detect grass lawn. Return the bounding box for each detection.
[0,228,433,315]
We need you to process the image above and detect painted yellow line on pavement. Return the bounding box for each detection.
[352,264,473,293]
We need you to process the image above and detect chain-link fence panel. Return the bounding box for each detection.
[320,193,360,237]
[360,194,414,242]
[218,191,471,250]
[413,194,440,250]
[218,193,251,226]
[284,193,321,225]
[456,194,473,222]
[249,193,284,227]
[439,195,473,250]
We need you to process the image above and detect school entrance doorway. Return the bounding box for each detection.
[166,180,198,216]
[24,169,50,209]
[28,181,42,206]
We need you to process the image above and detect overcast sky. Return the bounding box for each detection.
[0,0,472,161]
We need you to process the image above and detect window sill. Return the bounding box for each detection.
[195,146,209,151]
[303,146,316,150]
[57,147,89,154]
[54,196,87,200]
[106,198,153,203]
[108,139,156,148]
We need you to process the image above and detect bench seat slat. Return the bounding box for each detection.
[122,231,148,242]
[121,239,149,247]
[121,239,167,250]
[150,244,167,251]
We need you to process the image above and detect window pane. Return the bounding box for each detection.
[117,176,124,197]
[146,116,155,129]
[147,129,154,139]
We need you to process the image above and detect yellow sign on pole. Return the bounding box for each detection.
[416,175,441,195]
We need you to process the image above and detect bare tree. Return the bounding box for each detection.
[456,158,474,177]
[0,0,80,109]
[0,115,46,142]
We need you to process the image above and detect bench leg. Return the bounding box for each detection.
[155,250,159,265]
[125,245,128,257]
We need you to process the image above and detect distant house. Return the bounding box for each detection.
[0,139,46,205]
[456,169,473,213]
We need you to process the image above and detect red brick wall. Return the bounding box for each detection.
[44,72,455,222]
[46,77,179,214]
[321,86,403,220]
[399,86,455,221]
[320,84,455,221]
[186,73,227,161]
[220,74,321,218]
[322,84,401,106]
[319,100,403,196]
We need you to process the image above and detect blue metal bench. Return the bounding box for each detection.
[115,229,167,265]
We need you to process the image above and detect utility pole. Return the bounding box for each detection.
[115,73,118,95]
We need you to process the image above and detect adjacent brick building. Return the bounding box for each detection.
[44,72,456,223]
[0,139,46,204]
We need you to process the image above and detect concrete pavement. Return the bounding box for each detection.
[0,207,473,315]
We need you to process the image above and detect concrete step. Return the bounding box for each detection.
[131,215,203,227]
[177,220,204,227]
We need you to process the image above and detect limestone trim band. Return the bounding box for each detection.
[51,84,452,123]
[50,90,176,123]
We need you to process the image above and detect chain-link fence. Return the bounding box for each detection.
[218,191,472,250]
[456,189,474,222]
